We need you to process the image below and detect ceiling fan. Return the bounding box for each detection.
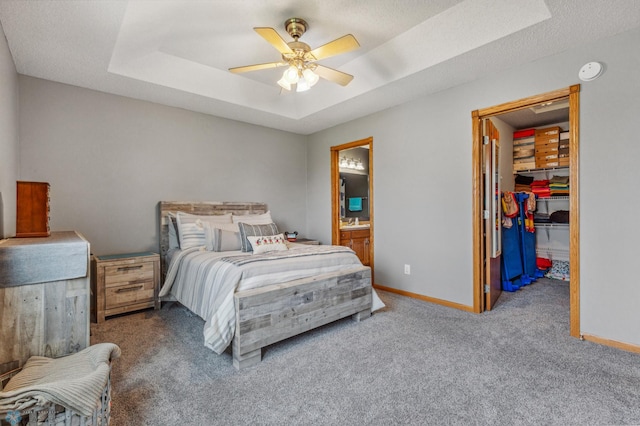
[229,18,360,92]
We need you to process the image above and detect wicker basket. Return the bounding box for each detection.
[0,368,112,426]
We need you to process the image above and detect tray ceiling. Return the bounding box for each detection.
[0,0,639,134]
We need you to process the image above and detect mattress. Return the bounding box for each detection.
[159,244,375,354]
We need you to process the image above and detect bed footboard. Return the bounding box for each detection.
[232,266,372,370]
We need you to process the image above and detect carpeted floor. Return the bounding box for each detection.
[91,278,640,425]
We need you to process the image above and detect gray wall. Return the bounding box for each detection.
[579,28,640,345]
[18,76,309,255]
[0,19,19,239]
[7,24,639,347]
[307,28,640,346]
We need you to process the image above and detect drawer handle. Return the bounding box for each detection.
[115,285,143,293]
[117,265,143,272]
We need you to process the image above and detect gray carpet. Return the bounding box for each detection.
[90,278,640,425]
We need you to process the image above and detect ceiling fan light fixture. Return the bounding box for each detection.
[283,66,299,84]
[296,77,311,92]
[303,68,319,87]
[284,18,308,40]
[230,17,360,93]
[277,77,291,91]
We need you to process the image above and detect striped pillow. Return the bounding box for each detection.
[237,222,279,252]
[176,212,232,249]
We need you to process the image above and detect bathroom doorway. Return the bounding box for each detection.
[331,137,374,279]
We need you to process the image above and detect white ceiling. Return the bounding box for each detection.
[0,0,639,135]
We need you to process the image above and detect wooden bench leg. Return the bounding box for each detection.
[352,308,371,322]
[233,348,262,370]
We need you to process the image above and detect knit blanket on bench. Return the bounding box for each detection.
[0,343,121,417]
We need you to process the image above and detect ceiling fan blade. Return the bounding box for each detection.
[313,65,354,86]
[308,34,360,61]
[229,61,288,74]
[254,27,294,54]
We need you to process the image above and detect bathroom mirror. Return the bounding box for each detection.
[339,146,370,220]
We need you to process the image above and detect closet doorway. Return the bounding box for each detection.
[471,85,581,338]
[331,137,374,280]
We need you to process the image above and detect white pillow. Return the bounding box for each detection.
[176,212,233,249]
[232,211,273,225]
[246,234,288,254]
[201,221,241,252]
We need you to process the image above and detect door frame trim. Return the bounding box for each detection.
[471,85,581,337]
[331,136,374,280]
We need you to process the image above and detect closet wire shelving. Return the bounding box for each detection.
[534,194,570,236]
[517,166,570,259]
[516,166,569,176]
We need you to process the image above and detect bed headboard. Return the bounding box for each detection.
[158,201,268,278]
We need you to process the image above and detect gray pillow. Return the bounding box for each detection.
[203,223,241,252]
[167,213,179,249]
[237,222,279,252]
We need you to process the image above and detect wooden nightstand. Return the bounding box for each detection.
[92,251,160,323]
[293,238,321,245]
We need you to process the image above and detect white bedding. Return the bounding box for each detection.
[160,244,384,354]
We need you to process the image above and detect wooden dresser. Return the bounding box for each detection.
[92,252,160,323]
[0,231,90,374]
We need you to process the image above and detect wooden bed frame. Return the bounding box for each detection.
[159,201,372,369]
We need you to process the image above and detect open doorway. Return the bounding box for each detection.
[472,85,581,338]
[331,137,374,279]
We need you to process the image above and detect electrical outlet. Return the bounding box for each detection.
[404,264,411,275]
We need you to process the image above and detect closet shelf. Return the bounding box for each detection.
[535,223,569,228]
[535,222,569,239]
[536,247,570,260]
[536,247,569,254]
[514,166,569,174]
[537,196,569,201]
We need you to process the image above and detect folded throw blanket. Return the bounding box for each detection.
[0,343,121,417]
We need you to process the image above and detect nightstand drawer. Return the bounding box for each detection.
[105,279,155,310]
[104,262,154,286]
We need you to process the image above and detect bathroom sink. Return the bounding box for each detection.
[340,224,370,230]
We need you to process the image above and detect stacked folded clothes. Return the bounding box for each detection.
[514,174,534,192]
[549,175,570,196]
[530,179,550,198]
[550,210,570,223]
[512,129,536,172]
